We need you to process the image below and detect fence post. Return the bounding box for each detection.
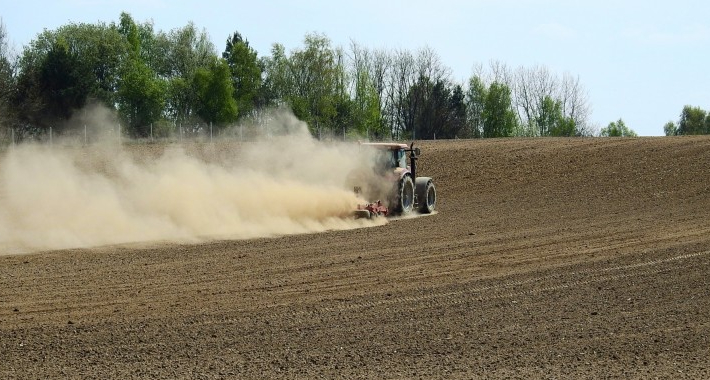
[210,122,213,143]
[50,127,53,147]
[150,123,153,142]
[11,128,14,147]
[84,125,88,145]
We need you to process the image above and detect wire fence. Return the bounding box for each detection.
[0,121,371,151]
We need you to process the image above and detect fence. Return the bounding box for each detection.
[0,121,379,151]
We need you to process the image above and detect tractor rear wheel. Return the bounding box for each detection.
[416,179,436,214]
[394,175,415,215]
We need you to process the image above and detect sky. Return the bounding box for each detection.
[1,0,709,136]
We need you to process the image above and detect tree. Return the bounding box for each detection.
[549,116,577,137]
[116,13,166,136]
[14,35,93,131]
[535,95,561,136]
[260,43,290,108]
[163,22,215,79]
[535,95,577,137]
[512,65,589,137]
[385,49,415,139]
[117,57,166,136]
[294,33,341,134]
[446,84,468,138]
[0,18,15,131]
[558,73,590,134]
[352,68,383,137]
[14,21,128,134]
[159,21,217,126]
[677,105,707,135]
[466,75,487,138]
[353,45,391,139]
[262,33,346,136]
[600,118,637,137]
[193,58,238,126]
[664,121,678,136]
[406,74,433,139]
[394,47,450,139]
[223,31,261,118]
[346,42,386,138]
[406,76,466,140]
[41,37,93,120]
[482,82,517,138]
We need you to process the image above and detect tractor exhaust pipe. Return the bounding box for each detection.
[407,142,420,180]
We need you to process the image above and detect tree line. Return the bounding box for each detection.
[664,106,710,136]
[0,13,662,143]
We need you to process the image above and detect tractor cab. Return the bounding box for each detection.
[362,143,410,175]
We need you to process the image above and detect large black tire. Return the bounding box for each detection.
[415,177,436,214]
[393,175,415,215]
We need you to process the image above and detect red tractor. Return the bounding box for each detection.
[354,142,436,218]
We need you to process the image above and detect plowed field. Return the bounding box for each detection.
[2,137,710,379]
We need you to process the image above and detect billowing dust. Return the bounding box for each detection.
[0,111,388,254]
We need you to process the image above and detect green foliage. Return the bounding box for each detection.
[223,32,262,118]
[0,19,14,130]
[445,84,468,138]
[260,43,289,106]
[0,16,642,142]
[165,76,193,123]
[677,105,707,135]
[535,96,559,136]
[115,13,166,137]
[158,21,217,127]
[164,22,216,79]
[351,69,384,138]
[119,12,141,54]
[664,121,678,136]
[407,76,467,139]
[192,58,238,126]
[466,76,486,138]
[117,56,166,136]
[549,116,577,137]
[482,82,517,138]
[14,22,128,132]
[405,75,432,139]
[600,118,637,137]
[536,96,577,137]
[262,33,346,136]
[41,37,92,118]
[14,34,95,130]
[296,33,341,134]
[664,105,710,136]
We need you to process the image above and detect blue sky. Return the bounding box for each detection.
[2,0,709,136]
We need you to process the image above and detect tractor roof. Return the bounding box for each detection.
[360,142,408,150]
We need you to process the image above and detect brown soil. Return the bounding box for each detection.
[2,137,710,379]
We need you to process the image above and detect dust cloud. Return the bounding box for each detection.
[0,110,386,254]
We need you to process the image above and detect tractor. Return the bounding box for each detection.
[353,142,436,218]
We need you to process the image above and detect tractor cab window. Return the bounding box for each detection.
[395,149,407,168]
[373,147,407,173]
